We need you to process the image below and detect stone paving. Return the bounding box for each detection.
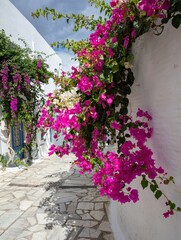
[0,153,115,240]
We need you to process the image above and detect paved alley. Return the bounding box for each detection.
[0,153,115,240]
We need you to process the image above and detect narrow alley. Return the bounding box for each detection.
[0,154,114,240]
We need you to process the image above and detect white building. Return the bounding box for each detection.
[0,0,63,159]
[110,22,181,240]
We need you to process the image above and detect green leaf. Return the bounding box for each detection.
[92,94,100,103]
[150,184,157,193]
[99,73,105,81]
[172,14,181,29]
[120,106,128,115]
[127,70,134,86]
[155,190,162,199]
[106,73,113,83]
[141,164,146,170]
[121,97,129,106]
[177,207,181,211]
[169,176,174,181]
[125,133,130,138]
[141,175,148,190]
[112,64,119,73]
[151,180,159,188]
[124,86,131,95]
[127,55,134,62]
[133,20,140,29]
[161,18,169,24]
[121,124,127,131]
[90,158,95,164]
[164,179,169,184]
[118,137,125,144]
[177,2,181,13]
[170,202,176,210]
[112,61,119,74]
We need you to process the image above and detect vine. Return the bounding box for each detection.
[0,30,53,161]
[35,0,181,217]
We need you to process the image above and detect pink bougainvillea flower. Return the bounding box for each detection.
[36,60,42,68]
[131,29,136,38]
[112,37,117,43]
[161,0,171,10]
[107,98,113,106]
[100,93,107,101]
[53,133,58,139]
[123,35,129,49]
[111,121,122,130]
[110,0,118,8]
[84,100,90,106]
[163,210,174,218]
[157,166,164,174]
[130,189,139,203]
[106,111,110,116]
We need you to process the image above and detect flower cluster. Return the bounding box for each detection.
[0,61,44,120]
[138,0,170,17]
[0,30,53,159]
[10,98,18,118]
[163,210,174,218]
[37,0,180,217]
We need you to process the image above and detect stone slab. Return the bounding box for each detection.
[0,210,22,229]
[77,202,94,210]
[95,203,104,210]
[36,213,52,225]
[104,233,115,240]
[81,213,93,220]
[12,191,26,199]
[66,220,98,228]
[47,225,72,240]
[98,221,112,232]
[67,202,77,214]
[79,228,101,238]
[68,227,80,240]
[32,231,47,240]
[93,196,109,202]
[90,210,105,221]
[27,217,37,226]
[19,200,33,211]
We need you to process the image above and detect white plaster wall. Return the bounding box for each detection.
[110,22,181,240]
[0,0,62,157]
[0,0,62,72]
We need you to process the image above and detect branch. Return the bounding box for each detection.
[6,127,15,165]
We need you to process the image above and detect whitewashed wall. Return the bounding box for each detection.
[110,22,181,240]
[0,0,63,157]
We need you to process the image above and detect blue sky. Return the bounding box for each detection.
[10,0,111,72]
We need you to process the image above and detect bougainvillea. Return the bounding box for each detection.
[0,30,53,159]
[35,0,181,217]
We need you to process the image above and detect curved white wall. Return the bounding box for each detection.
[110,22,181,240]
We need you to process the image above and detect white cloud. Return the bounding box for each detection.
[57,50,79,73]
[10,0,111,74]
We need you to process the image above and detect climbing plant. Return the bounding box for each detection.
[34,0,181,217]
[0,30,53,161]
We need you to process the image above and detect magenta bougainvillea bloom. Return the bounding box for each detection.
[36,60,42,68]
[123,35,129,49]
[36,0,178,217]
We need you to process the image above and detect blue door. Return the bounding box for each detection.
[11,120,24,159]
